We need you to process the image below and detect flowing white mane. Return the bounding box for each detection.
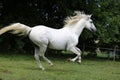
[64,11,87,26]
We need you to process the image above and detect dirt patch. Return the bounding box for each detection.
[0,69,12,74]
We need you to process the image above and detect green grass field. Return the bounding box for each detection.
[0,53,120,80]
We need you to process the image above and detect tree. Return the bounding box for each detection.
[93,0,120,47]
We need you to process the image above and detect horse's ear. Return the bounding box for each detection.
[89,14,92,18]
[85,14,92,20]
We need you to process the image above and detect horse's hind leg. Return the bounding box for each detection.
[34,47,45,70]
[40,45,53,66]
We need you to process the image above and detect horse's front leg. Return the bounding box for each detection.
[68,46,81,63]
[75,47,82,63]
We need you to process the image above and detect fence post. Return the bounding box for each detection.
[113,45,118,61]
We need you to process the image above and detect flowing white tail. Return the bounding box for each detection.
[0,23,31,36]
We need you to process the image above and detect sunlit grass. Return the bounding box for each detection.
[0,53,120,80]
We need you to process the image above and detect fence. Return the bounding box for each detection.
[82,44,120,61]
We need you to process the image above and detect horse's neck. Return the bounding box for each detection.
[65,20,86,37]
[74,23,85,36]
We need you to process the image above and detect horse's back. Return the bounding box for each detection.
[29,25,60,44]
[29,25,70,50]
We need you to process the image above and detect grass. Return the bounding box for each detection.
[0,52,120,80]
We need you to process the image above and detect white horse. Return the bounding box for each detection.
[0,11,96,70]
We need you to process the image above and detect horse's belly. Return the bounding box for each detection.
[48,41,67,50]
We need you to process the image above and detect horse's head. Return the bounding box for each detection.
[64,11,96,32]
[84,15,96,32]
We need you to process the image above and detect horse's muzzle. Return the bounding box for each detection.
[90,27,96,32]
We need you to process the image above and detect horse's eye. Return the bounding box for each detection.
[90,21,93,23]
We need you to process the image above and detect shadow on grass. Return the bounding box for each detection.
[23,67,78,74]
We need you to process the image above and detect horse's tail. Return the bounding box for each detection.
[0,23,32,36]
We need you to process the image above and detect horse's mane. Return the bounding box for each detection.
[64,11,87,27]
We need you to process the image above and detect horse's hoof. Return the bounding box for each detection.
[66,58,76,62]
[77,60,81,64]
[41,68,45,71]
[66,58,71,61]
[68,59,75,62]
[50,63,54,67]
[39,66,45,71]
[67,58,75,62]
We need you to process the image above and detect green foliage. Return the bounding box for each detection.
[0,0,120,52]
[92,0,120,45]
